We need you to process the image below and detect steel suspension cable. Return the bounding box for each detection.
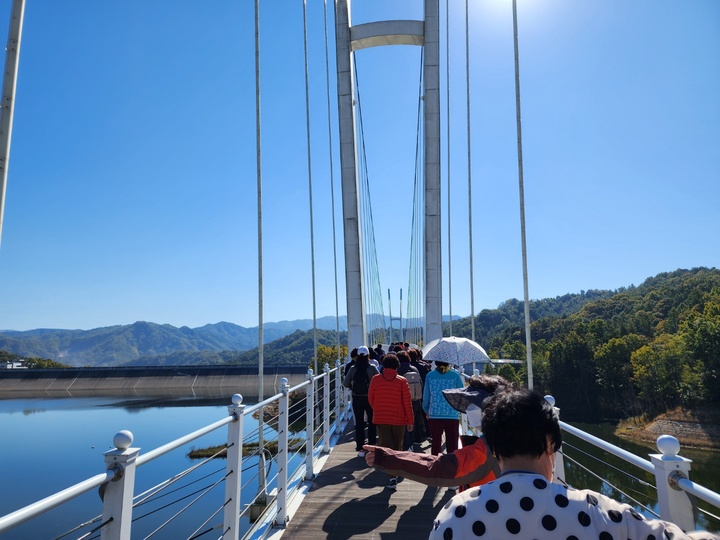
[302,0,319,373]
[445,0,453,337]
[322,0,341,362]
[254,0,263,399]
[465,0,476,343]
[406,52,425,346]
[511,0,534,389]
[353,61,385,345]
[253,0,270,504]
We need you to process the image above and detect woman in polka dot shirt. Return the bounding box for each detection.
[429,387,718,540]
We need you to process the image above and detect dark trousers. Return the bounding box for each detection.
[352,396,376,450]
[429,418,459,455]
[403,400,426,449]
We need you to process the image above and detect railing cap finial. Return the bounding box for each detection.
[114,430,133,450]
[656,434,681,457]
[232,394,243,405]
[544,395,556,407]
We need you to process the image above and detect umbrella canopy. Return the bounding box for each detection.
[421,336,491,366]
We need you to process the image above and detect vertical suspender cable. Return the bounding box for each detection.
[465,0,476,343]
[254,0,268,502]
[322,0,341,363]
[254,0,264,408]
[511,0,534,389]
[445,0,452,337]
[354,64,386,347]
[302,0,319,374]
[0,0,26,247]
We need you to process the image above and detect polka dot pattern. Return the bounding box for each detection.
[428,472,716,540]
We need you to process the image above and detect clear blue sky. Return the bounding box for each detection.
[0,0,717,332]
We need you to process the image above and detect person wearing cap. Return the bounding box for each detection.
[430,386,720,540]
[423,360,464,455]
[343,346,380,456]
[363,375,506,490]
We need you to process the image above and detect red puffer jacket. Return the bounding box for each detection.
[368,368,414,426]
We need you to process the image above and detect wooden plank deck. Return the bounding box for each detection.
[279,423,456,539]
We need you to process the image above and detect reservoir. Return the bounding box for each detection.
[0,390,718,538]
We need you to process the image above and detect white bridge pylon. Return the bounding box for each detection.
[334,0,441,351]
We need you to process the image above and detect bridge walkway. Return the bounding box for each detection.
[278,423,455,539]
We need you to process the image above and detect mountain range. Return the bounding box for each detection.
[0,316,348,367]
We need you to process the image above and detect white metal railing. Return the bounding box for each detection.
[542,395,720,532]
[0,361,351,540]
[457,371,719,534]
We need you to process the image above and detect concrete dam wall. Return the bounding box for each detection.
[0,365,312,400]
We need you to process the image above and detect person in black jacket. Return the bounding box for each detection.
[343,346,380,457]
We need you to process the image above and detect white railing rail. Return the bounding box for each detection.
[457,370,718,533]
[547,394,719,533]
[0,364,350,540]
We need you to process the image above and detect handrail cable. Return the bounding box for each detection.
[561,441,655,490]
[134,466,227,508]
[561,451,660,519]
[135,477,229,525]
[464,0,476,343]
[54,460,224,540]
[301,0,319,374]
[445,0,453,336]
[133,442,227,508]
[322,0,342,361]
[138,476,227,539]
[71,517,113,540]
[187,500,228,540]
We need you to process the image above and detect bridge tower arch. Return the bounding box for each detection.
[334,0,441,351]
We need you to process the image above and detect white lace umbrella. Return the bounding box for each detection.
[421,336,491,366]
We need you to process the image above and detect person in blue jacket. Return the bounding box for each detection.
[422,360,463,455]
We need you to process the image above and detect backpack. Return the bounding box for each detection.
[352,366,370,396]
[404,370,423,401]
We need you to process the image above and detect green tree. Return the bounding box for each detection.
[681,293,720,403]
[316,343,348,370]
[23,357,70,369]
[594,334,645,417]
[547,332,599,420]
[630,334,685,414]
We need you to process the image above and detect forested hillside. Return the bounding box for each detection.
[3,267,718,424]
[466,267,720,421]
[121,329,348,368]
[0,317,346,366]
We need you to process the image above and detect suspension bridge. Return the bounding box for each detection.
[0,0,718,538]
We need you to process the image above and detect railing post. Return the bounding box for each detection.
[223,394,245,540]
[650,435,694,531]
[273,378,290,529]
[334,359,342,428]
[101,431,139,540]
[544,396,566,485]
[323,363,331,453]
[305,369,315,481]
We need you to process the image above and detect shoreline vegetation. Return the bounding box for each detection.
[616,407,720,451]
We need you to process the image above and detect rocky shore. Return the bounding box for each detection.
[616,407,720,451]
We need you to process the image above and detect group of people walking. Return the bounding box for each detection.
[341,344,718,538]
[342,342,467,490]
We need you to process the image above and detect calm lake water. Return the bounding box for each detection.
[0,395,718,538]
[0,394,277,539]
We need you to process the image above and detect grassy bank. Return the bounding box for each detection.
[616,407,720,450]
